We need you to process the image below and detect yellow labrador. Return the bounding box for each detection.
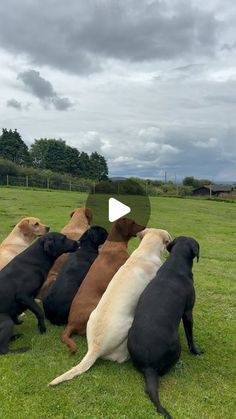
[49,228,171,386]
[0,217,49,270]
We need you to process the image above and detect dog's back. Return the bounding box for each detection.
[0,239,48,318]
[67,241,129,335]
[128,262,185,371]
[43,246,99,325]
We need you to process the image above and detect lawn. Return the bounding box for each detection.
[0,187,235,419]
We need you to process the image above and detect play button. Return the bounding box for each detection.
[109,198,131,222]
[85,178,150,234]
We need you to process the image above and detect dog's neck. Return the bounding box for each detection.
[168,248,194,276]
[61,215,89,235]
[134,237,163,264]
[101,238,128,252]
[2,227,36,247]
[80,240,99,253]
[106,227,131,245]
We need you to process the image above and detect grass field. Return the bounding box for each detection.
[0,187,235,419]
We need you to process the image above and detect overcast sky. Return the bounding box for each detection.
[0,0,236,181]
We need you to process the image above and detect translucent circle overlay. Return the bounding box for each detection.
[86,178,151,232]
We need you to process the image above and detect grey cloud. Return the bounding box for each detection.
[205,94,236,105]
[52,97,73,111]
[0,0,219,74]
[221,42,236,52]
[7,98,22,110]
[17,70,73,110]
[104,124,235,181]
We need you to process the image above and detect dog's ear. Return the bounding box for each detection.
[70,209,76,218]
[43,237,56,256]
[87,228,99,245]
[19,220,29,234]
[191,240,200,262]
[163,232,172,246]
[85,208,93,223]
[115,218,128,236]
[136,229,147,240]
[166,238,176,253]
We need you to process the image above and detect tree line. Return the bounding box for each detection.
[0,128,108,180]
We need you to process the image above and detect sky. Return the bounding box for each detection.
[0,0,236,182]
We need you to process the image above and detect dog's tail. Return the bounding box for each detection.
[61,325,77,354]
[143,368,172,419]
[48,347,98,386]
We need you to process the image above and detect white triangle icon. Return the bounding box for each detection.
[108,198,131,222]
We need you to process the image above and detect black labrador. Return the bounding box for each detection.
[127,236,203,419]
[0,232,78,355]
[43,226,108,326]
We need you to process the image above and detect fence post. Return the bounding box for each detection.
[47,178,50,190]
[93,181,96,193]
[69,181,72,192]
[26,175,28,188]
[6,174,9,186]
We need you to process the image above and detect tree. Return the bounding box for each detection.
[29,137,109,179]
[183,176,212,188]
[0,128,30,165]
[30,138,67,172]
[64,145,80,175]
[77,151,91,177]
[89,152,108,180]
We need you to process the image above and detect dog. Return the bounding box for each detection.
[43,226,108,326]
[0,233,78,355]
[49,228,172,386]
[61,217,145,354]
[38,208,92,299]
[0,217,49,270]
[126,236,203,419]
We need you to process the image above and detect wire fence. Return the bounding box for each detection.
[0,175,93,193]
[0,174,235,201]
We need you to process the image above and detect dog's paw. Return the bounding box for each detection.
[190,347,204,356]
[38,323,46,334]
[10,333,24,341]
[15,318,24,325]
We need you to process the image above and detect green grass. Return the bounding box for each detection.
[0,187,235,419]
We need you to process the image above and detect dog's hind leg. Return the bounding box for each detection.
[0,314,29,355]
[143,368,172,419]
[61,325,77,354]
[0,314,14,355]
[103,339,129,363]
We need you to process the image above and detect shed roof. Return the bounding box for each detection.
[194,184,232,192]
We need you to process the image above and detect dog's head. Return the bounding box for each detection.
[18,217,50,239]
[40,232,79,258]
[137,228,172,255]
[70,208,93,224]
[167,236,200,262]
[79,226,108,248]
[115,218,145,240]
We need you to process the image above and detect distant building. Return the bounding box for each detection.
[193,185,233,197]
